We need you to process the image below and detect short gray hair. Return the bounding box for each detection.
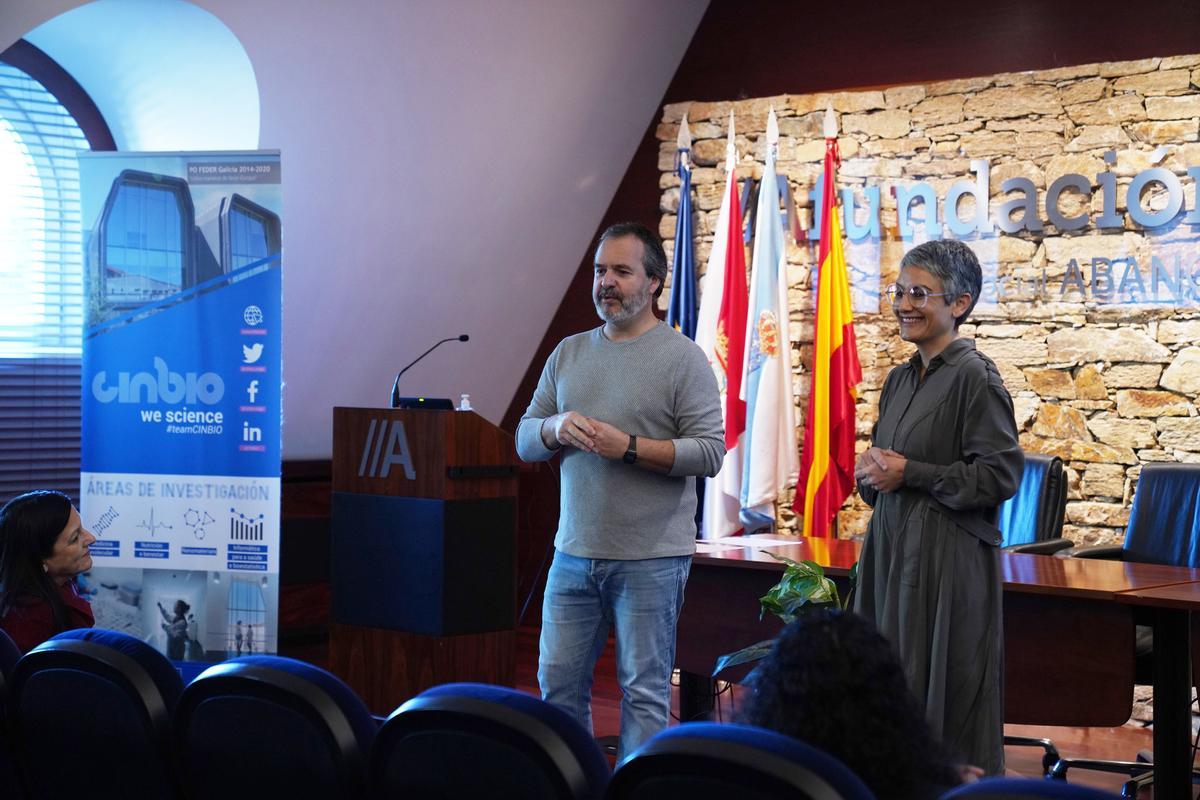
[597,222,668,300]
[899,240,982,328]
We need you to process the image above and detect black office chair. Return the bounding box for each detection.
[997,453,1071,554]
[606,722,875,800]
[9,627,184,800]
[996,453,1073,767]
[0,629,23,799]
[373,682,610,800]
[1044,463,1200,794]
[175,654,377,800]
[1058,463,1200,567]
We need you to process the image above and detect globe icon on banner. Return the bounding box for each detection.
[243,305,264,326]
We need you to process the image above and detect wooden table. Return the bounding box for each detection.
[1115,582,1200,799]
[678,539,1200,799]
[1001,553,1200,728]
[677,538,859,691]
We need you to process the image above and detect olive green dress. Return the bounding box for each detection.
[852,337,1023,775]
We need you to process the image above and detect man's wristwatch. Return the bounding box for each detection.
[623,434,638,464]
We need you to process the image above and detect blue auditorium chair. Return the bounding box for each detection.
[9,628,184,800]
[0,629,18,679]
[606,722,875,800]
[942,777,1120,799]
[997,452,1070,554]
[175,655,376,800]
[0,629,23,799]
[373,682,610,799]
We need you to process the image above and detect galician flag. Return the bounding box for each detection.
[797,107,862,537]
[666,113,697,339]
[740,107,798,530]
[695,112,747,539]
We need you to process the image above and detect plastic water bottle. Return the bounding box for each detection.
[458,393,472,411]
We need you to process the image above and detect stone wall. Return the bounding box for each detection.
[657,56,1200,543]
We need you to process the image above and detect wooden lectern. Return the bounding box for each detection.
[328,407,517,713]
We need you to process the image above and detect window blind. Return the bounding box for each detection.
[0,61,89,503]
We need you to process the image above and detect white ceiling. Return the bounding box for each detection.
[1,0,708,458]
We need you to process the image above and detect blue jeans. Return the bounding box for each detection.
[538,551,691,761]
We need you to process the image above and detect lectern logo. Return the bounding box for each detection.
[358,419,416,480]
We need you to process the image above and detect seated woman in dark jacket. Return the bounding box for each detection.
[0,491,96,653]
[741,608,970,800]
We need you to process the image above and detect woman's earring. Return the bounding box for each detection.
[42,562,48,573]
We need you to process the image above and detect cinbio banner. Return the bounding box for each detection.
[77,151,281,672]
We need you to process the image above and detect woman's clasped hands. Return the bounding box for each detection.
[854,447,908,493]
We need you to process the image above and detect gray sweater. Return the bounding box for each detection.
[517,323,725,560]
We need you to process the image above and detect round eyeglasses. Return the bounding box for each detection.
[884,283,951,308]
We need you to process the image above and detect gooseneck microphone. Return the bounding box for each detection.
[390,334,469,407]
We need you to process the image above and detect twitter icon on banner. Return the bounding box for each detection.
[242,343,264,364]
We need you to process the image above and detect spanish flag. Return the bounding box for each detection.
[796,107,861,538]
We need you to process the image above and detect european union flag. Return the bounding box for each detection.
[667,117,697,340]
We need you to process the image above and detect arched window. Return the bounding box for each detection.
[0,40,113,501]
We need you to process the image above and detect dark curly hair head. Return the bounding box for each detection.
[740,608,963,799]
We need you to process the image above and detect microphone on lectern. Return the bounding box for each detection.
[390,335,470,407]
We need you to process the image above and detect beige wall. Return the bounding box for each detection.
[658,56,1200,542]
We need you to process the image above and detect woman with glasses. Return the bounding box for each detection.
[852,240,1023,776]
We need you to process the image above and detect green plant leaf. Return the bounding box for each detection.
[718,555,862,680]
[757,552,840,622]
[713,638,777,677]
[844,560,859,610]
[764,552,807,569]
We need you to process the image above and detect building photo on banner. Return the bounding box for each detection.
[77,150,282,670]
[658,54,1200,543]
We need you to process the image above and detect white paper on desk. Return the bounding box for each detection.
[706,534,800,548]
[694,541,739,553]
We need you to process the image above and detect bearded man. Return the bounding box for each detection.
[516,222,724,760]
